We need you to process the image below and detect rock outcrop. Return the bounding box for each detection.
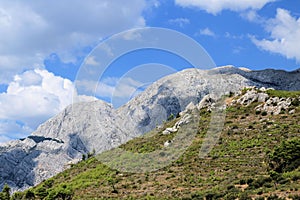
[1,66,300,191]
[234,87,300,115]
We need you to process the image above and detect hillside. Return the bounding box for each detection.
[6,88,300,200]
[1,67,300,192]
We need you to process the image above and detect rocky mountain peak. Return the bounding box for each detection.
[1,66,300,191]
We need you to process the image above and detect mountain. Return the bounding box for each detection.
[8,87,300,199]
[1,66,300,191]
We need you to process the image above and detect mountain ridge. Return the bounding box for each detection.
[8,86,300,199]
[1,66,300,191]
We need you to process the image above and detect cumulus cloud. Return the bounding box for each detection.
[252,9,300,62]
[174,0,275,14]
[0,0,146,84]
[0,69,95,142]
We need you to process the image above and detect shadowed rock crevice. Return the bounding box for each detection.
[22,136,64,144]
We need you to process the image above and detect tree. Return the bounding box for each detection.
[0,184,11,200]
[10,191,24,200]
[24,190,35,200]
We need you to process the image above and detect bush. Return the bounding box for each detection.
[239,193,252,200]
[35,186,48,199]
[46,186,73,200]
[0,184,11,200]
[261,111,268,116]
[267,138,300,173]
[255,110,261,115]
[291,98,300,107]
[43,179,54,188]
[223,192,238,200]
[167,113,174,121]
[249,176,272,189]
[24,190,35,200]
[11,191,24,200]
[205,192,223,200]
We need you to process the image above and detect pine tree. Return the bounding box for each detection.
[1,184,11,200]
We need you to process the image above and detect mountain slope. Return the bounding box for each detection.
[10,88,300,199]
[1,66,300,191]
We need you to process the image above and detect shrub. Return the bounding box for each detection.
[223,192,238,200]
[291,98,300,107]
[0,184,10,200]
[35,186,48,199]
[261,111,268,116]
[239,193,252,200]
[191,192,204,199]
[167,113,174,121]
[267,138,300,173]
[246,178,254,184]
[11,191,24,200]
[249,176,272,189]
[205,192,223,200]
[43,179,54,188]
[24,190,35,200]
[46,186,73,200]
[248,125,254,129]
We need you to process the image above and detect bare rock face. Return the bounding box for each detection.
[212,66,300,91]
[1,66,300,191]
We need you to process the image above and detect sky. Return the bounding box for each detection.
[0,0,300,143]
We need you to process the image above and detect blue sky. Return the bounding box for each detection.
[0,0,300,143]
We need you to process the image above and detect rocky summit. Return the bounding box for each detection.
[1,66,300,191]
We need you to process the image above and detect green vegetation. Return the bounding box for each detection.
[0,184,10,200]
[267,138,300,173]
[266,90,300,98]
[9,90,300,199]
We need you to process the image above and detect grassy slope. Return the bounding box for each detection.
[13,91,300,200]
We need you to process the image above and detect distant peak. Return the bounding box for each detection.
[238,67,251,72]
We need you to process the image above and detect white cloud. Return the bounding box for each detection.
[224,32,244,40]
[122,29,143,41]
[232,46,245,54]
[85,56,100,66]
[0,1,149,143]
[198,28,216,37]
[76,76,145,108]
[0,0,146,84]
[175,0,276,14]
[77,77,143,100]
[168,18,190,27]
[252,9,300,62]
[0,69,95,142]
[241,10,263,22]
[0,69,74,125]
